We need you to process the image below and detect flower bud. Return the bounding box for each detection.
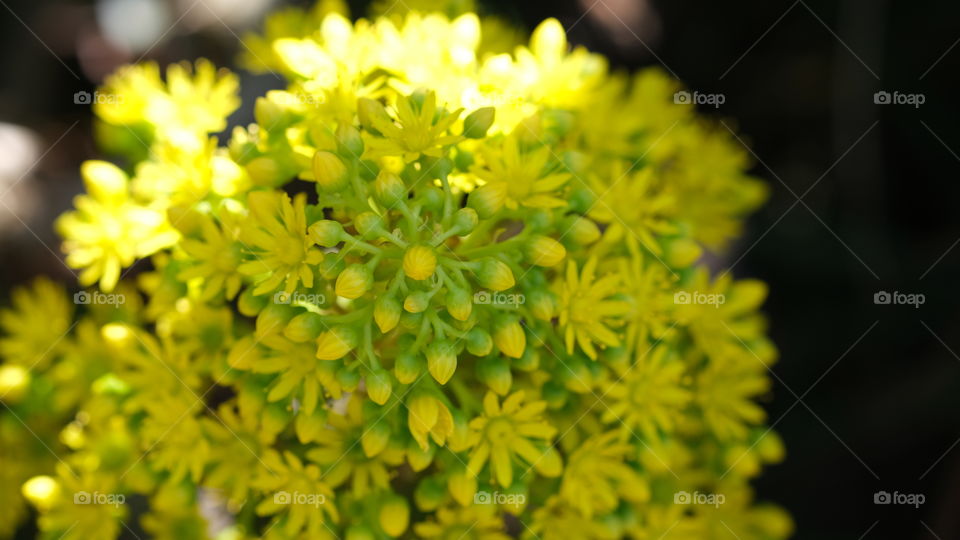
[526,235,566,267]
[394,352,424,384]
[336,124,364,157]
[361,420,391,457]
[336,264,373,299]
[528,290,557,321]
[357,97,391,134]
[478,356,512,395]
[312,150,348,191]
[467,182,507,218]
[476,258,515,291]
[237,287,269,317]
[354,211,385,238]
[0,365,30,403]
[563,215,601,245]
[366,368,393,405]
[283,312,324,342]
[375,296,402,333]
[448,470,478,507]
[665,237,703,268]
[246,156,284,186]
[494,317,526,358]
[336,366,361,391]
[404,291,430,313]
[463,107,495,138]
[316,326,359,360]
[346,525,376,540]
[452,207,478,234]
[81,161,127,204]
[379,494,410,537]
[374,170,407,206]
[466,327,493,356]
[403,245,437,281]
[445,288,472,321]
[414,476,445,511]
[308,220,343,247]
[425,340,457,384]
[256,302,296,338]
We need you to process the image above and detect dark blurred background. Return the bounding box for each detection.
[2,0,959,538]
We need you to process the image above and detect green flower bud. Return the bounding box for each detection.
[318,257,346,280]
[453,148,474,171]
[345,525,375,540]
[404,291,430,313]
[403,245,437,281]
[466,327,493,356]
[414,476,445,511]
[493,316,526,358]
[476,258,515,291]
[308,220,344,247]
[665,237,703,268]
[283,312,324,342]
[366,368,392,405]
[399,310,423,330]
[237,287,269,317]
[425,340,457,384]
[452,207,478,234]
[542,379,569,409]
[374,170,407,206]
[316,326,359,360]
[528,289,557,321]
[467,182,507,217]
[478,356,512,395]
[379,494,410,537]
[562,215,601,245]
[312,150,349,191]
[336,264,374,299]
[394,352,424,384]
[246,156,284,186]
[361,419,391,458]
[336,367,361,391]
[256,302,296,338]
[354,211,385,238]
[418,186,444,212]
[375,295,402,333]
[336,124,364,157]
[445,288,472,321]
[514,347,540,371]
[463,107,495,138]
[525,235,567,267]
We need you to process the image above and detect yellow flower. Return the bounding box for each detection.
[306,396,404,496]
[0,277,72,369]
[466,391,561,487]
[560,431,649,517]
[413,504,510,540]
[471,134,569,210]
[587,164,677,255]
[254,450,339,537]
[362,90,463,160]
[56,161,179,291]
[557,257,630,360]
[174,206,245,301]
[407,393,455,451]
[602,344,691,439]
[238,190,324,295]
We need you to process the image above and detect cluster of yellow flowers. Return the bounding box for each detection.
[0,1,791,538]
